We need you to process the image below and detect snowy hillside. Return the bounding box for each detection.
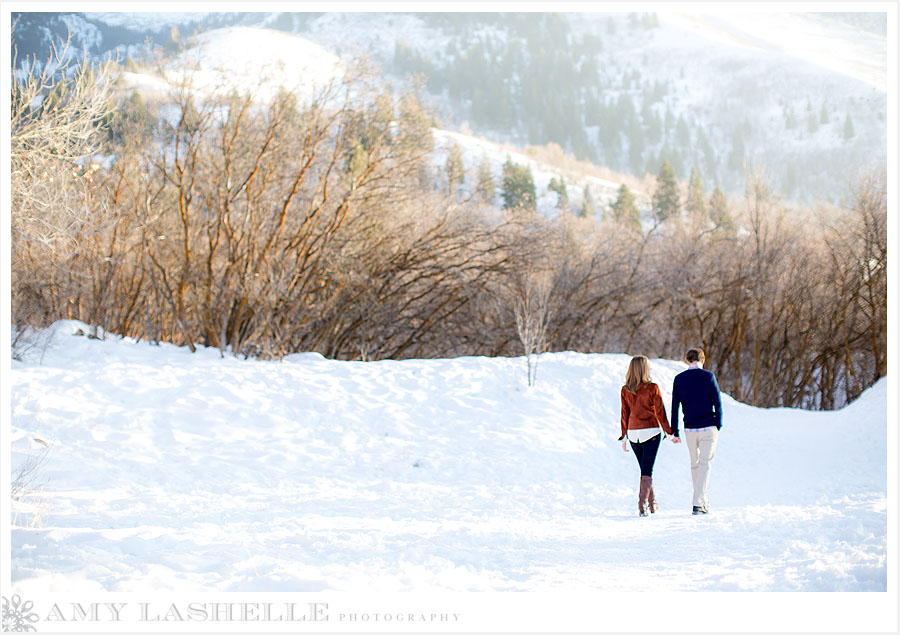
[120,25,633,219]
[299,11,886,91]
[119,27,342,104]
[659,12,885,90]
[168,26,342,104]
[9,321,888,595]
[13,10,886,204]
[432,128,626,218]
[300,11,887,201]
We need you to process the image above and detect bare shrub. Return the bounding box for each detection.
[513,267,553,386]
[11,441,52,529]
[10,29,118,331]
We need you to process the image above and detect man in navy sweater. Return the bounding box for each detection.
[671,348,723,515]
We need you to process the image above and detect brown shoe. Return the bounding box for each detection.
[639,476,651,516]
[648,480,658,513]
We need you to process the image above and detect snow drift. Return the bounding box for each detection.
[8,321,888,592]
[126,26,343,105]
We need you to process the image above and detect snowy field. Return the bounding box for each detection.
[7,320,888,597]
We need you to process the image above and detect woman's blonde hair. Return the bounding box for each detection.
[624,355,652,393]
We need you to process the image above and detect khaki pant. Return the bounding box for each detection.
[684,426,719,508]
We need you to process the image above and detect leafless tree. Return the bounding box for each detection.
[10,28,118,331]
[510,261,553,386]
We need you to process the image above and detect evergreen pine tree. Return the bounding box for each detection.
[501,157,536,211]
[686,166,707,231]
[548,176,569,211]
[785,108,798,129]
[580,184,596,219]
[727,130,745,172]
[628,118,645,176]
[348,140,368,178]
[843,113,855,139]
[697,128,715,176]
[642,98,661,145]
[652,158,680,223]
[675,115,690,146]
[611,183,641,232]
[476,155,495,204]
[642,13,660,29]
[398,93,433,153]
[664,107,675,133]
[807,111,819,134]
[445,142,464,196]
[709,185,734,233]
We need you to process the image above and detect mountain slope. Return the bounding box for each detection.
[12,10,887,203]
[167,26,341,104]
[118,24,638,218]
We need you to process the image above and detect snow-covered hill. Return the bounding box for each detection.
[13,10,887,204]
[119,25,633,219]
[662,12,885,90]
[9,321,888,598]
[167,26,341,104]
[297,11,887,202]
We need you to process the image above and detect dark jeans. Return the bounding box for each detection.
[630,433,661,477]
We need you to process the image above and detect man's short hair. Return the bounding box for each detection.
[686,348,706,364]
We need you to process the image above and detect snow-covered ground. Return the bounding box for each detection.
[8,320,888,596]
[122,26,343,107]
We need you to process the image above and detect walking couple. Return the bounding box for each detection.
[618,348,723,517]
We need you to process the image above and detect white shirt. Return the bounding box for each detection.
[627,427,662,444]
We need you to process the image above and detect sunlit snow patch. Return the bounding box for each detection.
[166,26,343,104]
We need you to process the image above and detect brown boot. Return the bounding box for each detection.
[648,480,658,513]
[639,476,651,516]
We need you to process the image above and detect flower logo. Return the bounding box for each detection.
[1,595,39,632]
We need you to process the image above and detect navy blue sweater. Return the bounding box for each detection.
[671,367,723,436]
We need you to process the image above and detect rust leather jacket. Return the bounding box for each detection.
[619,382,673,441]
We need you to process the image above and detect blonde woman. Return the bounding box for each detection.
[619,356,679,516]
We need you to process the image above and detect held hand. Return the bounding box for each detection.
[671,436,681,444]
